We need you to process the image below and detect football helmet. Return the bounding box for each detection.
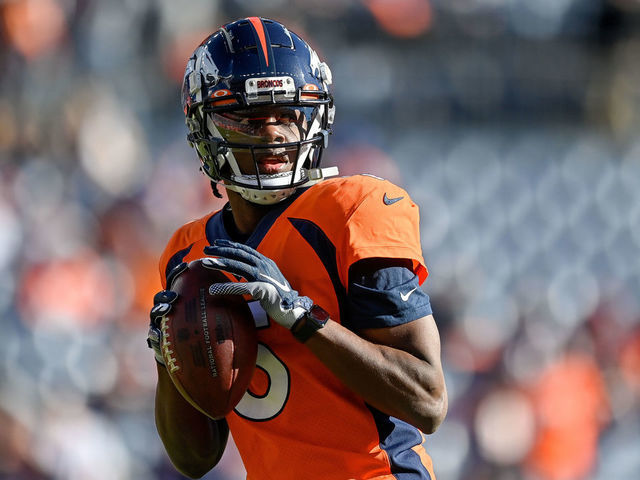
[182,17,338,204]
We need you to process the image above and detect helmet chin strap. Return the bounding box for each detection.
[218,166,339,205]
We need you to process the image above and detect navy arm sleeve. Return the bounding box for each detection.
[345,259,433,331]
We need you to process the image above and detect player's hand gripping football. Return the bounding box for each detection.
[203,239,312,329]
[147,262,187,365]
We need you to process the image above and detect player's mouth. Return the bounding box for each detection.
[256,151,292,174]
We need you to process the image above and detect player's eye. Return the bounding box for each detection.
[275,109,298,122]
[238,108,299,124]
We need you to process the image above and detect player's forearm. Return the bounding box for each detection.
[305,321,447,434]
[155,363,228,478]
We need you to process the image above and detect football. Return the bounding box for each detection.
[161,259,258,419]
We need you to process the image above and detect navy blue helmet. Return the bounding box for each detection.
[182,17,338,204]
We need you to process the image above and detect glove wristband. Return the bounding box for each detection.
[291,305,330,343]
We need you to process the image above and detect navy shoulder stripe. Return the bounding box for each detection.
[288,217,348,324]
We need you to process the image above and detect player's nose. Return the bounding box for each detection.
[260,121,286,143]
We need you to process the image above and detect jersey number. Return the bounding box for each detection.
[234,305,291,421]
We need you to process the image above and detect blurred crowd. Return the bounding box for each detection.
[1,0,640,479]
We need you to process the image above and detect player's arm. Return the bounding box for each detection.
[204,240,447,434]
[307,313,447,433]
[304,258,446,433]
[154,363,229,478]
[148,270,229,479]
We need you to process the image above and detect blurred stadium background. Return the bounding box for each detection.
[1,0,640,479]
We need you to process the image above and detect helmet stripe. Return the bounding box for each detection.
[247,17,270,68]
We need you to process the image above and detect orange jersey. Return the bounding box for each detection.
[159,175,436,479]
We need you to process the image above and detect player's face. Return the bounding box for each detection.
[211,106,310,175]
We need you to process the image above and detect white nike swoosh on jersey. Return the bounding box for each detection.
[400,287,418,302]
[259,273,291,292]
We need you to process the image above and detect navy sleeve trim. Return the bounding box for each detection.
[346,265,432,330]
[164,244,194,286]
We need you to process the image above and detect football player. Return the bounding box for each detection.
[148,17,448,479]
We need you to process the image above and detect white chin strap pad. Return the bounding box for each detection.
[222,166,340,205]
[227,185,296,205]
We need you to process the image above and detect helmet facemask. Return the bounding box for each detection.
[188,93,335,205]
